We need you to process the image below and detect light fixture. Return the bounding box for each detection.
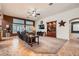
[27,8,40,17]
[6,25,9,28]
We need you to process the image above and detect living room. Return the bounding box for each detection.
[0,3,79,56]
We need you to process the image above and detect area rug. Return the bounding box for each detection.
[24,36,67,54]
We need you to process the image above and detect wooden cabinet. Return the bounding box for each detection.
[47,32,56,37]
[47,21,56,37]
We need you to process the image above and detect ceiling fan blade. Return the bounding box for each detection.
[49,3,53,6]
[36,13,40,15]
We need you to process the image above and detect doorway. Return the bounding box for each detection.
[47,21,56,37]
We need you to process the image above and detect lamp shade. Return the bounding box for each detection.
[6,25,9,28]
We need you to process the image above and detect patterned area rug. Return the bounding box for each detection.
[24,36,67,54]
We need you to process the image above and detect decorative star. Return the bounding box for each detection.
[59,20,66,26]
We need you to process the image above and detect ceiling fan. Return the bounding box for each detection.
[26,3,53,18]
[48,3,53,6]
[27,8,40,17]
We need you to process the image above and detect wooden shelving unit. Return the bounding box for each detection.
[47,21,56,37]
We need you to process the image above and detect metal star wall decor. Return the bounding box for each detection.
[59,20,66,26]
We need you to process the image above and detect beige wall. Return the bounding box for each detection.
[35,8,79,40]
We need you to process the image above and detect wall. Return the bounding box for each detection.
[35,8,79,40]
[0,4,3,26]
[2,15,13,36]
[2,15,13,29]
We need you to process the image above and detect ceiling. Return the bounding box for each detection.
[1,3,79,20]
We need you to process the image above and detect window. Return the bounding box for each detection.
[26,25,31,32]
[26,21,33,32]
[12,18,34,33]
[26,21,33,25]
[13,18,24,33]
[13,19,24,24]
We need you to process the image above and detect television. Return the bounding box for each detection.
[39,24,45,29]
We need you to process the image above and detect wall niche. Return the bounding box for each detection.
[70,18,79,39]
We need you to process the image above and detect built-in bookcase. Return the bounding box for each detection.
[47,21,56,37]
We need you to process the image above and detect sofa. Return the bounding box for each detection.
[17,30,36,45]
